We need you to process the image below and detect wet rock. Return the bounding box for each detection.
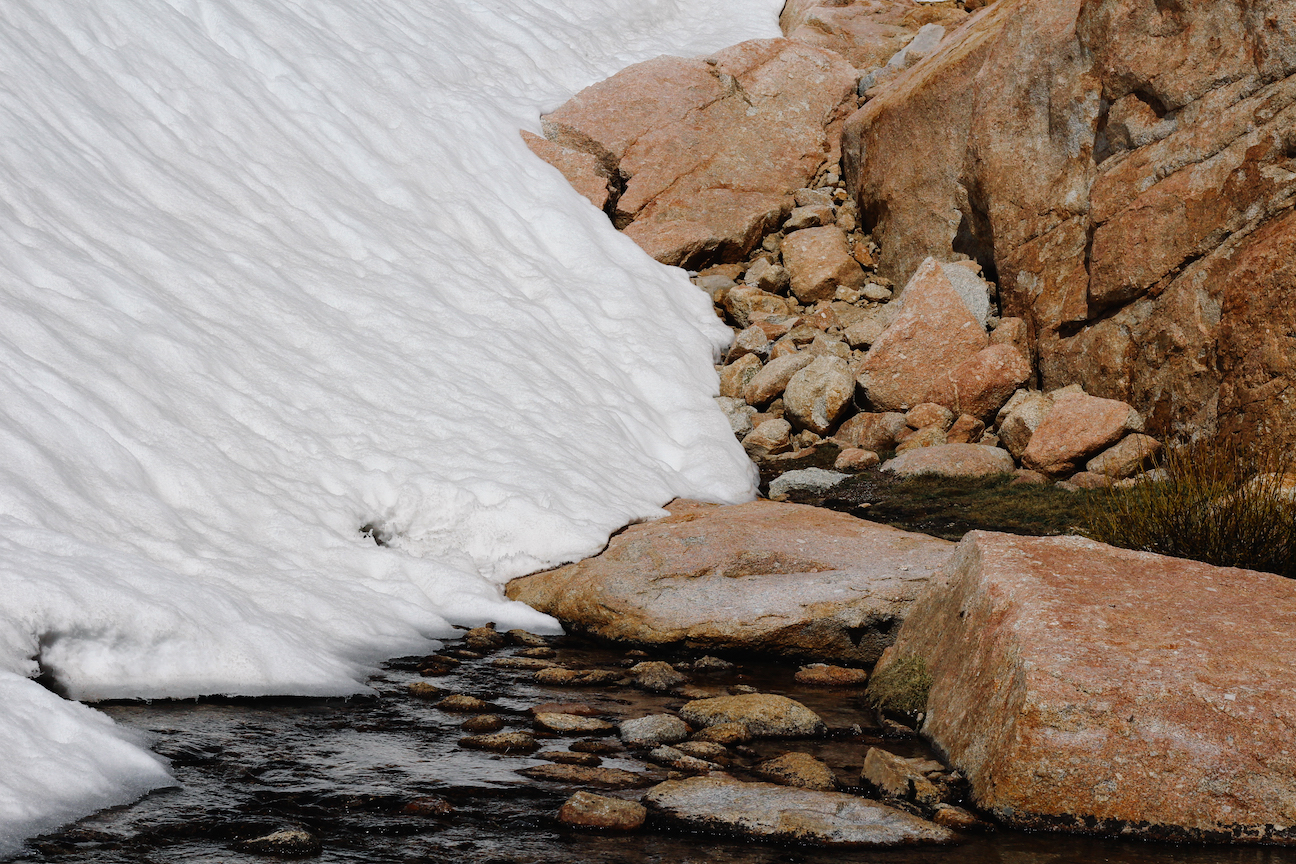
[783,355,854,434]
[932,804,985,831]
[680,694,825,739]
[743,353,815,407]
[540,750,603,767]
[742,419,793,459]
[649,745,722,773]
[691,655,735,673]
[767,467,849,499]
[506,629,550,647]
[533,668,623,687]
[542,39,857,268]
[834,448,880,472]
[876,530,1296,842]
[1086,433,1162,479]
[558,791,647,830]
[402,795,455,817]
[519,646,558,659]
[674,741,730,763]
[863,747,942,807]
[407,682,443,700]
[530,702,602,717]
[534,712,617,735]
[754,751,837,791]
[505,499,951,664]
[460,714,506,733]
[1022,392,1144,476]
[571,739,623,754]
[464,625,506,651]
[882,444,1014,479]
[233,827,321,857]
[794,664,869,687]
[619,714,689,748]
[856,258,989,412]
[782,226,867,303]
[691,722,752,745]
[437,694,492,713]
[460,731,539,754]
[491,656,560,670]
[629,661,689,693]
[518,764,650,789]
[644,775,954,845]
[835,411,908,452]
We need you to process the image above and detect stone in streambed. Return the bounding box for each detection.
[518,764,649,789]
[534,712,617,735]
[619,714,689,748]
[233,827,322,857]
[460,714,506,733]
[628,661,689,693]
[795,664,869,687]
[459,731,539,753]
[680,694,825,739]
[754,751,837,790]
[767,467,850,499]
[558,791,647,830]
[533,668,622,687]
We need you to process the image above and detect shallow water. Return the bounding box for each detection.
[17,638,1296,864]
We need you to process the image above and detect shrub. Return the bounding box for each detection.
[865,653,932,715]
[1083,436,1296,578]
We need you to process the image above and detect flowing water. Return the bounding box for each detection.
[16,638,1296,864]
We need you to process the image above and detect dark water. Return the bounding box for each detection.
[17,638,1296,864]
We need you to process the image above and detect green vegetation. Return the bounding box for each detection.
[1083,437,1296,579]
[865,653,932,715]
[820,469,1098,541]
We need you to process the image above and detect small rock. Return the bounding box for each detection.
[534,712,617,735]
[447,649,484,660]
[861,282,892,302]
[518,764,649,789]
[905,403,954,431]
[1066,471,1111,489]
[464,625,505,651]
[724,285,792,329]
[520,646,557,659]
[619,714,689,748]
[727,324,771,363]
[629,661,690,693]
[691,655,735,673]
[402,796,454,816]
[947,345,1032,421]
[806,332,850,360]
[460,714,506,733]
[743,258,792,294]
[729,684,759,695]
[680,694,825,739]
[784,204,835,231]
[783,355,854,434]
[571,739,622,754]
[558,791,647,830]
[768,467,850,500]
[932,804,985,831]
[945,414,985,445]
[1023,392,1145,476]
[530,702,602,717]
[834,411,908,452]
[794,188,834,208]
[491,656,560,670]
[1086,433,1162,478]
[540,750,603,767]
[407,682,443,701]
[534,668,623,687]
[754,751,837,790]
[695,273,737,302]
[691,722,752,745]
[882,444,1015,479]
[843,318,885,349]
[437,694,491,713]
[794,664,869,687]
[460,731,539,753]
[719,353,763,400]
[862,748,943,807]
[752,314,800,341]
[1010,469,1051,486]
[506,629,549,647]
[674,740,730,762]
[895,425,946,453]
[743,353,815,407]
[834,448,880,472]
[649,745,721,773]
[233,827,322,857]
[742,419,793,459]
[783,226,867,303]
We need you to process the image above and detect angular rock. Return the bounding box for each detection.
[1086,433,1162,479]
[905,403,954,432]
[518,764,650,789]
[680,694,825,739]
[724,285,792,329]
[505,499,952,663]
[521,130,611,210]
[743,353,815,407]
[715,396,756,439]
[939,262,994,327]
[882,444,1015,479]
[863,747,942,807]
[834,448,880,472]
[644,775,954,845]
[629,661,689,693]
[877,530,1296,843]
[506,629,549,647]
[795,664,869,687]
[784,204,835,232]
[843,317,885,350]
[780,0,968,71]
[857,259,989,411]
[783,355,854,434]
[754,751,837,791]
[558,791,647,830]
[782,226,867,303]
[719,354,763,401]
[742,419,793,459]
[728,325,771,364]
[945,414,985,445]
[743,258,792,295]
[835,411,908,452]
[767,467,850,500]
[534,712,617,736]
[894,425,945,454]
[620,714,690,748]
[542,40,858,268]
[947,345,1032,422]
[1022,392,1144,476]
[996,390,1053,460]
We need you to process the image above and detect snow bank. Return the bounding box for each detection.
[0,0,778,851]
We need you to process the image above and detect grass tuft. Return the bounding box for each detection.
[865,653,932,715]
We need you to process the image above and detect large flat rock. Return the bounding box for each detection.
[644,775,953,846]
[505,500,952,663]
[874,531,1296,843]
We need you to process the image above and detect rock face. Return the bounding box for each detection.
[842,0,1296,449]
[521,130,611,210]
[779,0,969,71]
[505,499,952,663]
[540,39,858,268]
[644,776,954,846]
[875,531,1296,843]
[856,258,989,411]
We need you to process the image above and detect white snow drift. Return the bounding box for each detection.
[0,0,778,852]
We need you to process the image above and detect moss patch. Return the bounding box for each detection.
[865,653,932,715]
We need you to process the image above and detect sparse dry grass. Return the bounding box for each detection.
[865,653,932,715]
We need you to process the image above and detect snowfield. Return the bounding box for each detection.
[0,0,777,852]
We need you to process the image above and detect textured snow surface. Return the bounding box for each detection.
[0,0,776,852]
